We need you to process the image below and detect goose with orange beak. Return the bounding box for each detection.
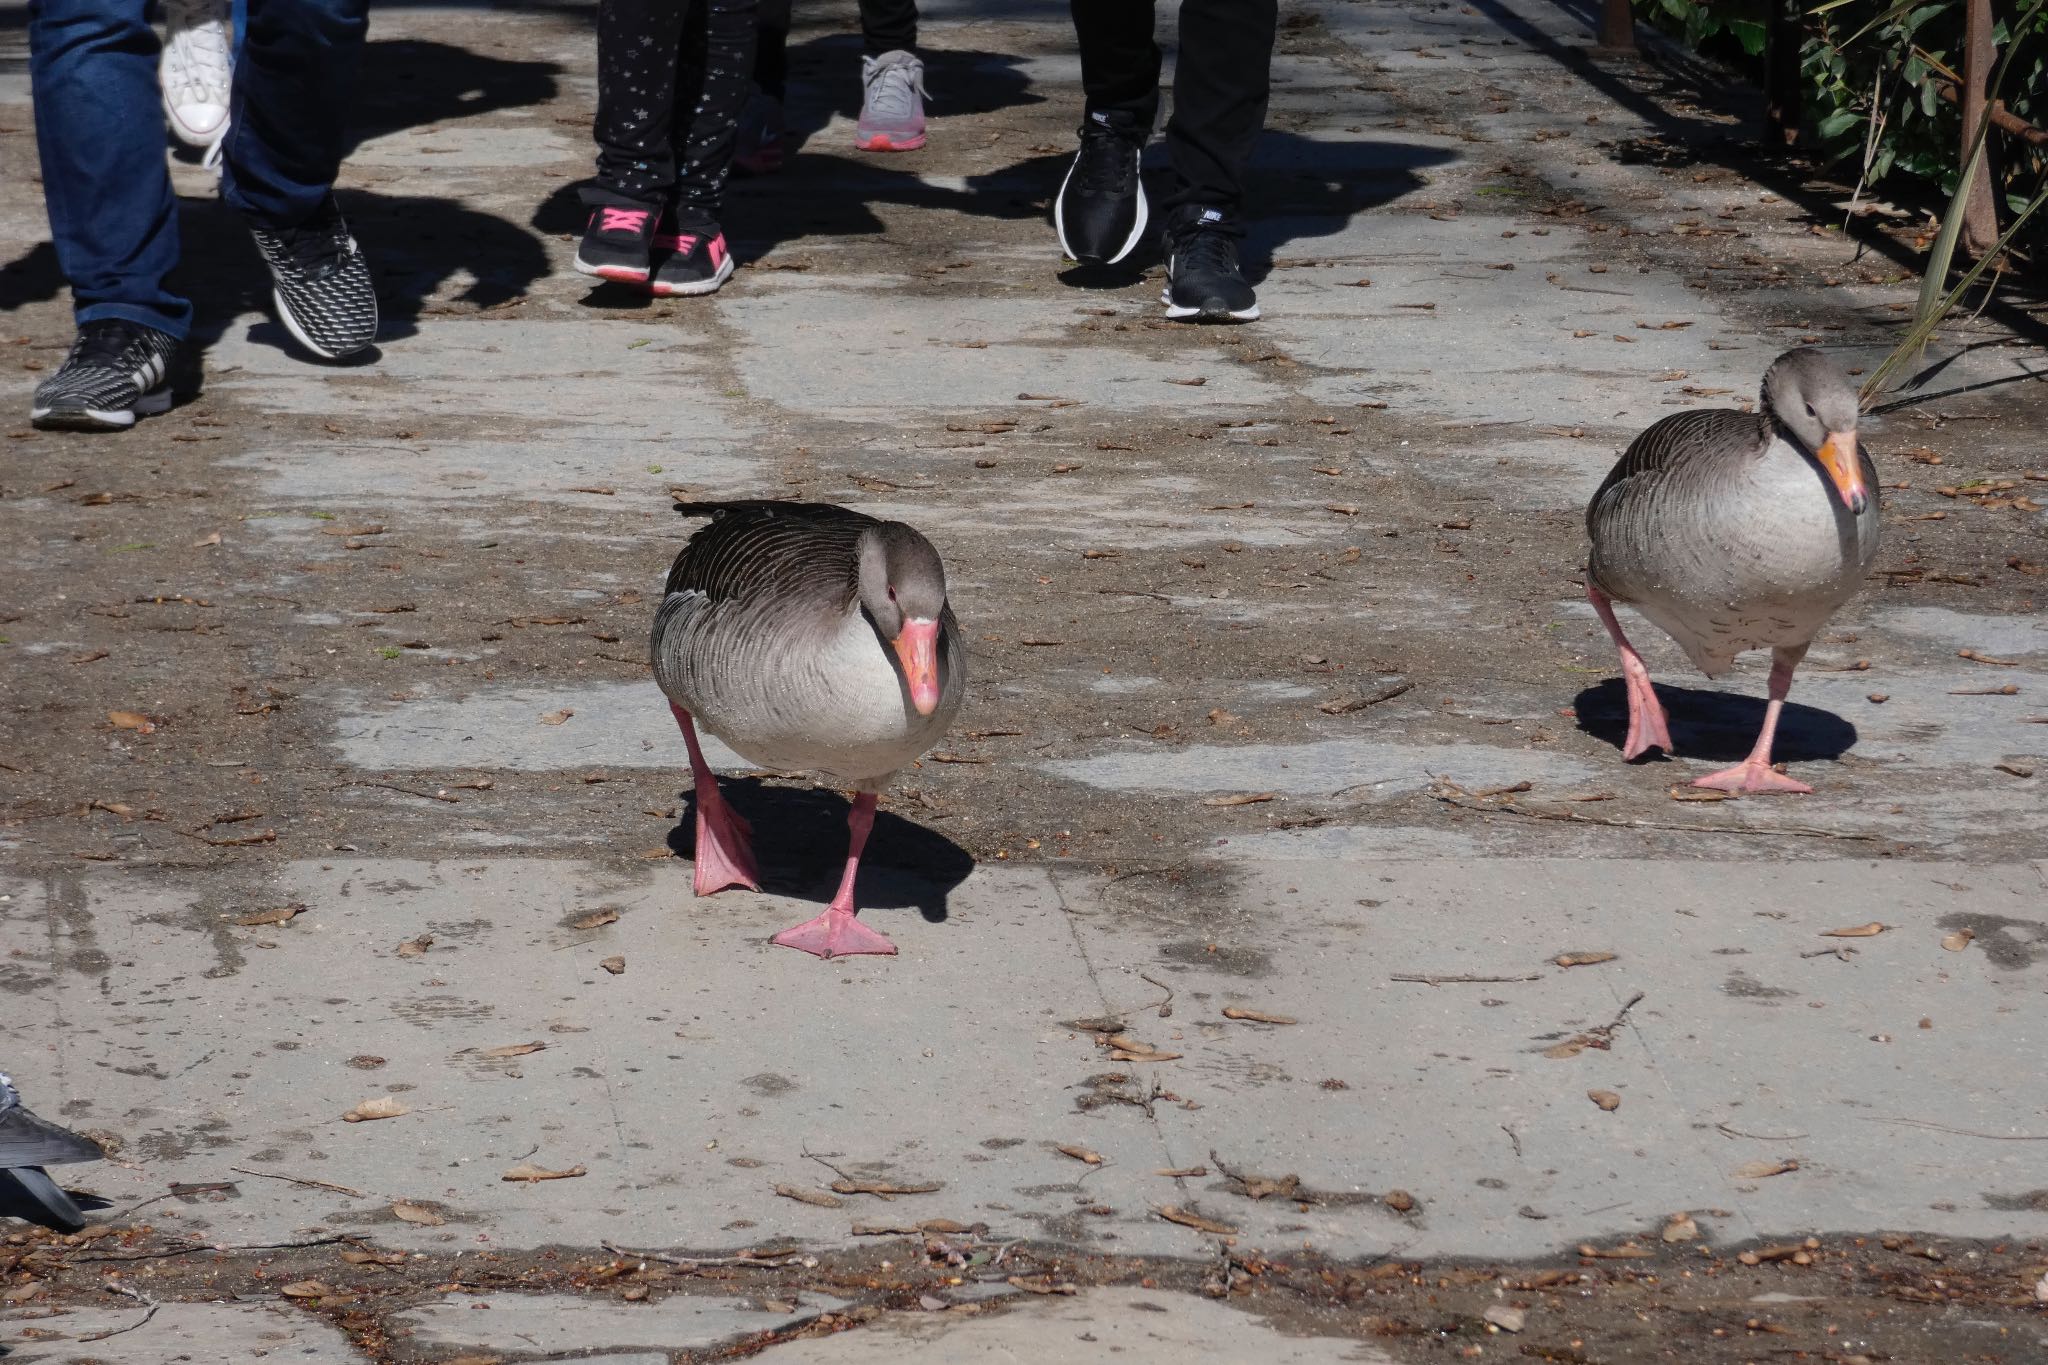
[653,501,965,957]
[1584,348,1879,793]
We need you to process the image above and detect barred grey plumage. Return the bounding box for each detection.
[652,500,964,789]
[1,1071,103,1232]
[1583,348,1880,792]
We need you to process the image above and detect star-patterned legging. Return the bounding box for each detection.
[588,0,759,228]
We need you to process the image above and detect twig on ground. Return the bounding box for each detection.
[78,1281,159,1342]
[1391,972,1546,985]
[1864,1117,2048,1141]
[1428,786,1882,842]
[601,1241,810,1268]
[229,1166,368,1197]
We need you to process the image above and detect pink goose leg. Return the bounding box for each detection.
[669,703,761,895]
[771,792,897,958]
[1692,646,1815,794]
[1587,582,1674,761]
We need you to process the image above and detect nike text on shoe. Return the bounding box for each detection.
[1162,209,1259,322]
[30,320,181,432]
[856,50,927,151]
[1055,110,1148,266]
[160,0,232,148]
[651,228,735,297]
[247,196,378,359]
[575,203,662,283]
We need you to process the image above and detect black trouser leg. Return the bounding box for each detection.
[860,0,917,55]
[670,0,758,225]
[752,0,788,99]
[1069,0,1160,129]
[591,0,691,204]
[1161,0,1275,218]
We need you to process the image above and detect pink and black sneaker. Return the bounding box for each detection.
[651,226,735,297]
[574,203,662,283]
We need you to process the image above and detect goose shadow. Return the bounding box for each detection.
[1572,679,1857,764]
[666,778,973,925]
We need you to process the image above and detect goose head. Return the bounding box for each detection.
[857,523,950,716]
[1761,348,1867,514]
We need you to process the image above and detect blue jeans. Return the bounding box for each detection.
[29,0,369,341]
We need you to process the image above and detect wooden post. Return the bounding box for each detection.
[1597,0,1635,52]
[1959,0,2000,257]
[1763,0,1805,146]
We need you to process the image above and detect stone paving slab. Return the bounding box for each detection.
[748,1288,1399,1363]
[0,1301,362,1364]
[5,856,2041,1265]
[391,1290,848,1357]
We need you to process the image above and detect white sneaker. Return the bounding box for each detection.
[161,0,232,149]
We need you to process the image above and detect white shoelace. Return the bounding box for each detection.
[162,0,232,102]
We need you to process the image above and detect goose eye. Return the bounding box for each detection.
[887,586,898,602]
[1804,403,1817,418]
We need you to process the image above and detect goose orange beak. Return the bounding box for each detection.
[892,618,942,716]
[1816,431,1868,514]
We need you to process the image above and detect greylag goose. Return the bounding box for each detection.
[1,1071,103,1231]
[651,501,965,957]
[1584,348,1879,793]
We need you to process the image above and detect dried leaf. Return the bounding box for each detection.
[108,710,156,733]
[571,909,619,930]
[831,1178,943,1197]
[1733,1159,1799,1180]
[1941,928,1975,952]
[1156,1166,1208,1178]
[539,709,574,726]
[599,955,626,975]
[1820,922,1888,938]
[343,1097,409,1123]
[1578,1242,1652,1259]
[481,1041,546,1059]
[1202,792,1276,807]
[1587,1089,1622,1112]
[396,935,433,957]
[1222,1007,1297,1024]
[1662,1212,1700,1243]
[502,1161,586,1182]
[1006,1276,1080,1295]
[1383,1189,1418,1213]
[391,1200,446,1226]
[339,1248,409,1266]
[192,531,222,548]
[235,904,303,927]
[1553,951,1617,967]
[1056,1144,1104,1166]
[279,1280,333,1299]
[1156,1205,1237,1235]
[773,1183,845,1208]
[1483,1305,1526,1332]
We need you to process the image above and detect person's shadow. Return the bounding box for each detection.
[1572,679,1857,763]
[345,37,563,151]
[665,778,974,927]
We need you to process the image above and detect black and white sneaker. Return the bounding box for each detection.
[246,195,377,360]
[1162,208,1259,322]
[1055,109,1149,266]
[30,319,182,431]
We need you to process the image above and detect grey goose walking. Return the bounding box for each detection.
[1584,348,1879,793]
[651,501,965,957]
[1,1071,103,1232]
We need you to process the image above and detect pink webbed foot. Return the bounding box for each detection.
[771,907,897,958]
[1691,761,1813,795]
[1619,671,1675,762]
[692,795,761,896]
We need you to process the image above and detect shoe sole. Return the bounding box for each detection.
[1055,156,1148,266]
[649,255,736,298]
[272,285,374,361]
[573,256,652,284]
[31,388,173,432]
[1161,289,1260,323]
[856,131,925,151]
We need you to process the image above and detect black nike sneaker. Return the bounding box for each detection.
[246,195,378,360]
[1054,108,1149,266]
[1162,207,1259,323]
[30,319,183,431]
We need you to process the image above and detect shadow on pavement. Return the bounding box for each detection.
[1573,677,1858,764]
